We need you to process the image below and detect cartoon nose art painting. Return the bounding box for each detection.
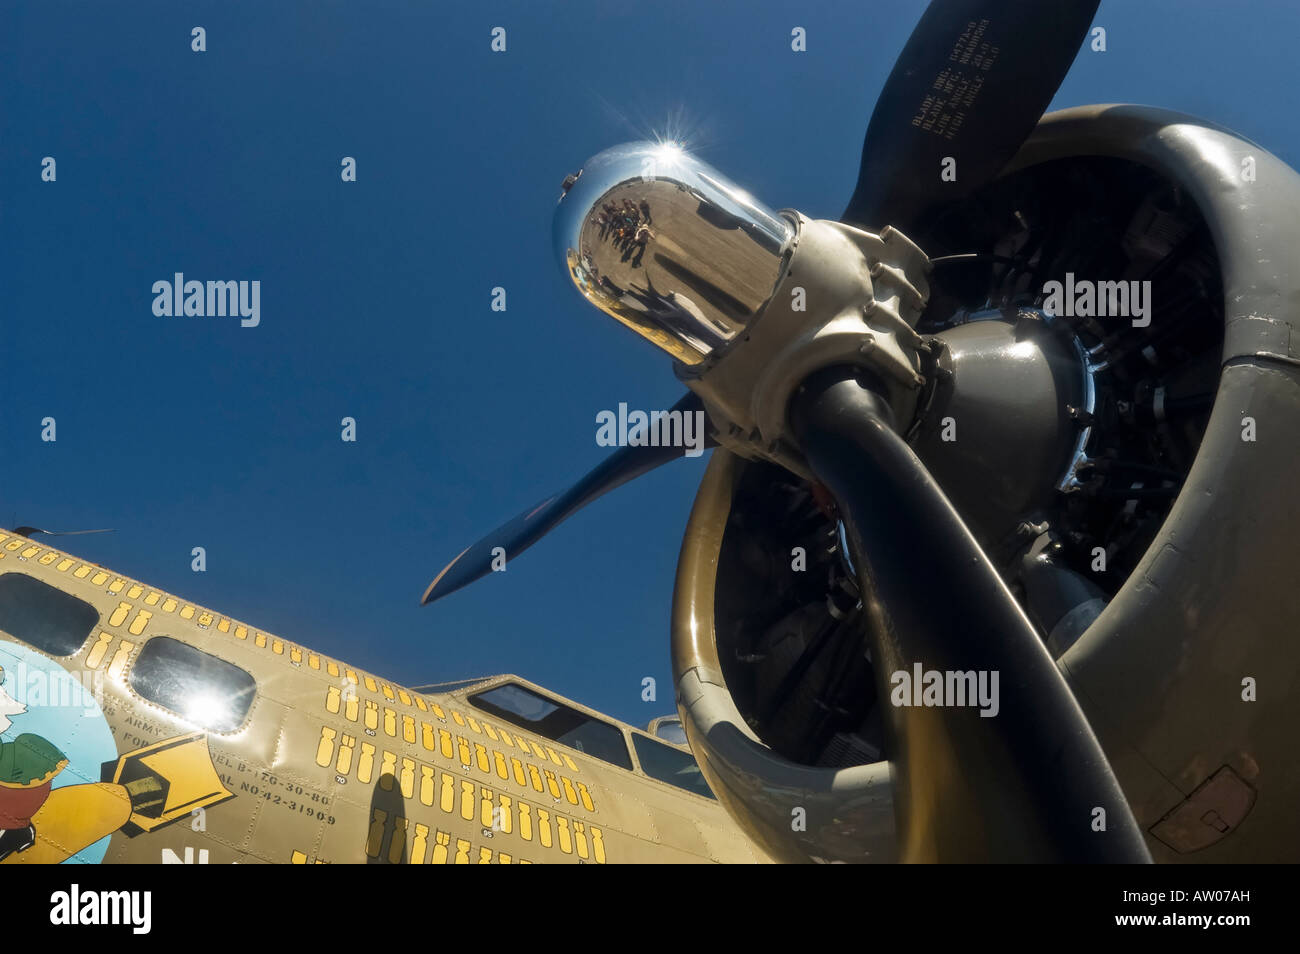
[0,646,232,865]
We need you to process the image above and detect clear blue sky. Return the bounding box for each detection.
[3,1,1297,725]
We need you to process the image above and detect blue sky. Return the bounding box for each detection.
[3,0,1298,726]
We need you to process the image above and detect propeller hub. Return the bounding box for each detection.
[554,141,794,366]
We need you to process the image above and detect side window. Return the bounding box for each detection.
[652,717,688,746]
[129,636,256,733]
[469,682,633,770]
[0,572,98,657]
[632,733,715,799]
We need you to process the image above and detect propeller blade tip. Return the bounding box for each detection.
[420,546,472,607]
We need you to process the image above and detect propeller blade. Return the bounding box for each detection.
[788,368,1149,862]
[421,393,715,606]
[842,0,1099,231]
[13,526,116,537]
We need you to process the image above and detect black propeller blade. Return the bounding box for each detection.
[833,1,1132,859]
[421,392,715,606]
[789,368,1150,862]
[842,0,1099,231]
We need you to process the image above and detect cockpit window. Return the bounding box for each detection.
[632,733,715,799]
[129,636,256,733]
[0,572,98,657]
[469,682,633,770]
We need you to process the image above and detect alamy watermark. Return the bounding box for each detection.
[595,402,707,457]
[1041,272,1151,328]
[50,884,151,934]
[152,273,260,327]
[890,663,1000,718]
[0,661,104,724]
